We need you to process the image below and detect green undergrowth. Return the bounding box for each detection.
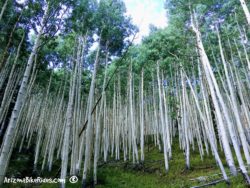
[95,139,247,188]
[3,138,249,188]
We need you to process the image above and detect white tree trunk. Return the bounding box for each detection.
[190,12,237,176]
[129,62,138,164]
[82,43,100,187]
[60,61,77,188]
[157,61,169,172]
[216,26,250,165]
[240,0,250,25]
[140,69,144,162]
[0,3,49,185]
[185,70,229,182]
[0,33,24,124]
[93,53,108,185]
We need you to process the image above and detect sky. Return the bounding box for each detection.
[17,0,168,44]
[123,0,168,43]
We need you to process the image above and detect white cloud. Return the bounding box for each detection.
[124,0,168,43]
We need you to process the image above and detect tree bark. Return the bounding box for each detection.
[239,0,250,25]
[190,11,237,176]
[82,42,100,188]
[0,3,49,185]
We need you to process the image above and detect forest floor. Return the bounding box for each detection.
[3,138,248,188]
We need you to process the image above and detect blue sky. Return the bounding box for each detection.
[123,0,168,43]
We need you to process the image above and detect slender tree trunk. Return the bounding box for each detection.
[60,44,79,188]
[157,61,169,172]
[0,32,24,125]
[239,0,250,25]
[190,12,237,176]
[184,70,229,182]
[82,42,100,188]
[181,71,190,169]
[140,69,144,162]
[216,26,250,165]
[0,0,9,22]
[0,12,22,71]
[93,50,108,185]
[0,3,49,185]
[129,62,138,164]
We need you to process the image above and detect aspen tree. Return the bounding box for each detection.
[0,0,9,22]
[82,41,100,187]
[34,74,52,172]
[0,33,24,125]
[216,26,250,165]
[157,61,169,172]
[181,70,190,169]
[239,0,250,25]
[60,44,79,188]
[190,11,237,176]
[0,13,22,70]
[93,51,109,185]
[70,36,84,176]
[0,3,50,185]
[0,54,12,91]
[184,69,229,182]
[140,69,144,162]
[48,82,66,171]
[162,74,171,159]
[129,62,139,163]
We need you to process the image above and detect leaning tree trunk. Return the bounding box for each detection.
[184,69,229,182]
[93,51,109,185]
[190,11,238,176]
[60,57,77,188]
[181,70,190,170]
[82,42,100,188]
[0,3,49,185]
[0,12,22,71]
[0,0,9,22]
[239,0,250,25]
[156,61,169,172]
[216,26,250,165]
[0,32,24,125]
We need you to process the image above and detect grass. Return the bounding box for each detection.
[95,139,247,188]
[3,138,249,188]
